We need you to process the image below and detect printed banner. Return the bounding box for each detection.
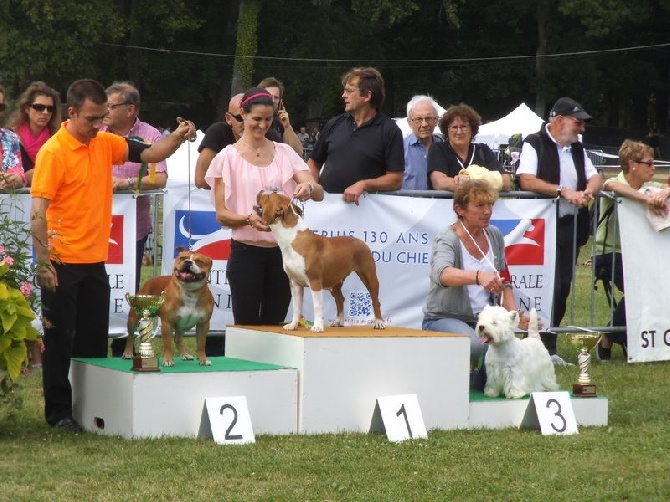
[161,192,556,330]
[108,195,137,333]
[619,199,670,363]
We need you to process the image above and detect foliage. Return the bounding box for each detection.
[0,196,39,401]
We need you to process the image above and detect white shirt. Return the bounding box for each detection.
[517,124,598,217]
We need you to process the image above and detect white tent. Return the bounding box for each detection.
[474,103,544,149]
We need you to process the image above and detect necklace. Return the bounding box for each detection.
[241,138,263,157]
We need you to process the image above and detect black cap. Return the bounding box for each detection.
[549,97,592,121]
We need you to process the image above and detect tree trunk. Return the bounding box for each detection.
[231,0,263,96]
[534,1,552,117]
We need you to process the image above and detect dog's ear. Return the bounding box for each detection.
[175,246,186,253]
[291,202,303,217]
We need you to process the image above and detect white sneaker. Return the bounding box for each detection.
[551,354,574,366]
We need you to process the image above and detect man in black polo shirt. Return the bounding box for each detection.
[308,67,404,204]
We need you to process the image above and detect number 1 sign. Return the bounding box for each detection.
[376,394,428,442]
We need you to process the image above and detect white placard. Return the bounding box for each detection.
[204,396,255,445]
[376,394,428,442]
[528,391,578,435]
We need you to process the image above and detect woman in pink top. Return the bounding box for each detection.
[206,87,324,325]
[7,81,61,186]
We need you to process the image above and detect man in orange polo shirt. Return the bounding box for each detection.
[30,79,195,433]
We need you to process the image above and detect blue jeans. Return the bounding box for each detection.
[422,317,487,366]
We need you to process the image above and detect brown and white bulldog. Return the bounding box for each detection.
[123,247,215,366]
[256,192,384,332]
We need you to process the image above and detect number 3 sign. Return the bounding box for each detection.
[529,391,579,435]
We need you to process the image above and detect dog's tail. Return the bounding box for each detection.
[527,308,541,339]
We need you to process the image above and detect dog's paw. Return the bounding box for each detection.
[121,351,134,360]
[484,388,499,398]
[283,321,299,330]
[373,319,386,329]
[310,324,324,333]
[329,319,344,327]
[180,353,194,361]
[199,358,212,366]
[163,358,175,367]
[506,389,527,399]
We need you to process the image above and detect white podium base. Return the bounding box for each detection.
[225,324,471,434]
[468,394,608,429]
[71,357,298,438]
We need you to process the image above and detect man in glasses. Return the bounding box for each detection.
[402,95,442,190]
[100,81,168,357]
[517,97,602,366]
[194,93,246,190]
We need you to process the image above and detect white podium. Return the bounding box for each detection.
[71,357,299,438]
[225,325,471,434]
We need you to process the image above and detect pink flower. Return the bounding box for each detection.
[4,256,13,266]
[20,281,31,297]
[0,245,5,255]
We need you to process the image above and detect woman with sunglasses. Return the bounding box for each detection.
[7,81,61,186]
[0,85,26,189]
[428,103,511,191]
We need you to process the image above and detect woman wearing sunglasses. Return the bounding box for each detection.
[7,81,61,186]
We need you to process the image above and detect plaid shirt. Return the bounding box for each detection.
[102,119,167,240]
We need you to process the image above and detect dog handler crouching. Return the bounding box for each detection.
[205,87,324,326]
[422,179,530,387]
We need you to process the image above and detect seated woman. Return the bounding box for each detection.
[422,179,529,382]
[594,139,670,361]
[428,103,511,191]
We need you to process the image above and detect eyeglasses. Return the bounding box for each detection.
[108,102,130,110]
[0,103,5,112]
[449,125,470,132]
[410,116,437,124]
[29,103,56,113]
[636,159,654,167]
[228,112,243,122]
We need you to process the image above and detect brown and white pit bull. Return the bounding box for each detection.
[123,247,215,366]
[256,192,384,332]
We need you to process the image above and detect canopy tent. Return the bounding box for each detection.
[474,103,544,149]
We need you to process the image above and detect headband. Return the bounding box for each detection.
[241,91,272,107]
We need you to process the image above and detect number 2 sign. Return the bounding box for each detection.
[204,396,256,445]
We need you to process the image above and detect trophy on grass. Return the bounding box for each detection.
[569,333,600,398]
[125,292,166,372]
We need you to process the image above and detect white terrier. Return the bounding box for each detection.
[476,306,559,399]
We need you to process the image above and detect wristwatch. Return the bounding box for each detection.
[127,177,135,190]
[556,186,563,198]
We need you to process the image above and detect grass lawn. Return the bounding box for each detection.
[1,243,668,501]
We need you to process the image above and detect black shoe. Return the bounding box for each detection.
[596,340,611,362]
[53,417,84,433]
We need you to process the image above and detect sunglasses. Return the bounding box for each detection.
[29,103,56,113]
[0,103,5,112]
[228,112,243,122]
